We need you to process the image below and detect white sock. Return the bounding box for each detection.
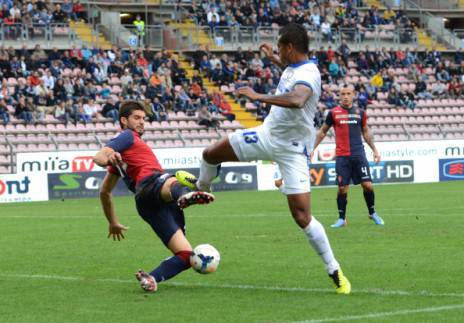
[197,159,219,190]
[303,217,340,274]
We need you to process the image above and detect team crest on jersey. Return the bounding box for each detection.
[283,70,294,80]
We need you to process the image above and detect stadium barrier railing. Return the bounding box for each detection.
[0,23,77,46]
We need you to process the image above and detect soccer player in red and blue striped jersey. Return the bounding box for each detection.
[311,84,384,228]
[93,100,214,292]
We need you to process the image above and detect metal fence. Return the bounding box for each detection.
[0,23,77,45]
[96,24,164,48]
[182,25,418,49]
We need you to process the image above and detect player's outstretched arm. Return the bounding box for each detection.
[260,43,285,69]
[362,126,381,163]
[237,84,312,109]
[311,124,330,161]
[100,172,128,241]
[94,146,122,167]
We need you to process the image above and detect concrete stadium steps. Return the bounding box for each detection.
[416,28,447,50]
[178,56,261,129]
[363,0,384,8]
[70,21,112,49]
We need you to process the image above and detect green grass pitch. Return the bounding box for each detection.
[1,182,464,322]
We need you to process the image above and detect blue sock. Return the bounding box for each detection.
[170,182,191,201]
[363,189,376,215]
[150,254,191,282]
[337,193,347,220]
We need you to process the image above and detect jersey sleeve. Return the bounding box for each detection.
[325,110,334,127]
[293,64,321,96]
[361,110,367,128]
[107,165,119,176]
[106,129,134,153]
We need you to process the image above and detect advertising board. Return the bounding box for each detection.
[47,165,258,199]
[0,173,49,203]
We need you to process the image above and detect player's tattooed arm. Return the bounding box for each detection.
[310,124,330,161]
[362,126,381,163]
[237,84,312,109]
[94,147,123,167]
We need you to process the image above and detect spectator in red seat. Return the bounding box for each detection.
[191,81,202,98]
[28,71,41,87]
[73,0,85,21]
[212,91,234,122]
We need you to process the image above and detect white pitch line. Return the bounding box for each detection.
[299,303,464,322]
[0,213,462,220]
[1,273,464,299]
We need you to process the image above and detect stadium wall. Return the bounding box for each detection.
[1,140,463,203]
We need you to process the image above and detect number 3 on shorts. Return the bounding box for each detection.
[243,131,258,144]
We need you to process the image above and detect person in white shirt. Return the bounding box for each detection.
[207,7,220,23]
[320,21,333,41]
[41,70,55,90]
[180,23,351,294]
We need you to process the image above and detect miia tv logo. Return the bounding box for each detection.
[21,156,96,173]
[0,176,31,196]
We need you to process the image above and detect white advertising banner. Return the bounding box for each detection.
[16,148,206,174]
[16,147,255,174]
[312,139,464,183]
[0,173,49,203]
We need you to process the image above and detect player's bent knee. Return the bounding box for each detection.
[291,209,311,228]
[338,185,349,194]
[362,181,373,191]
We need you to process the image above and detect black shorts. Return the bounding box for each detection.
[135,172,185,246]
[335,155,372,186]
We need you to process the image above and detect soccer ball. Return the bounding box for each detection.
[190,244,220,274]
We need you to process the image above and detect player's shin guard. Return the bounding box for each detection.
[337,193,347,219]
[304,217,340,274]
[170,181,191,201]
[363,189,375,215]
[198,160,220,191]
[150,251,192,283]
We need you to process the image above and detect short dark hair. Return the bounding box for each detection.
[278,23,309,54]
[119,100,145,125]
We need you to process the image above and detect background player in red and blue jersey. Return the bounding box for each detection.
[93,100,214,292]
[311,84,385,228]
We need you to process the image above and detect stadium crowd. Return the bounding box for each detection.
[0,0,85,30]
[191,44,464,121]
[190,0,414,42]
[0,45,236,127]
[1,42,464,127]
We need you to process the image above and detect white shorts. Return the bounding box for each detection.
[229,126,311,195]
